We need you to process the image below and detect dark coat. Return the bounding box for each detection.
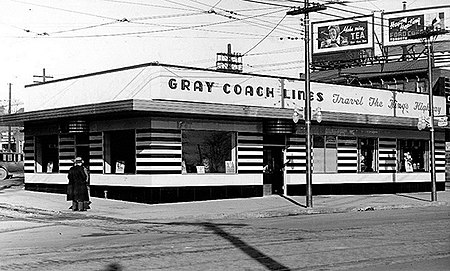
[67,165,89,202]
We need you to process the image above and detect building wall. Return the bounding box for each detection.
[284,125,446,189]
[25,116,264,187]
[23,115,446,203]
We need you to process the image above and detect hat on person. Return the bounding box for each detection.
[73,157,84,164]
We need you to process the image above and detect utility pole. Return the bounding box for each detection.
[287,1,326,208]
[33,68,53,83]
[8,83,12,152]
[410,29,449,202]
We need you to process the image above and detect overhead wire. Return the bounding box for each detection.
[243,13,288,55]
[0,20,39,35]
[97,0,200,12]
[183,0,302,36]
[7,0,117,20]
[5,0,302,41]
[23,8,290,38]
[241,0,292,8]
[7,0,297,39]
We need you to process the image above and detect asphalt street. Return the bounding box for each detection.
[1,178,449,270]
[1,184,449,270]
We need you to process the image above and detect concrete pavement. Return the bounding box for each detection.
[1,179,449,221]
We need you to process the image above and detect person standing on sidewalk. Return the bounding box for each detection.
[67,157,90,211]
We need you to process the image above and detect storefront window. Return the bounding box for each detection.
[182,130,236,174]
[313,135,337,173]
[104,130,136,174]
[75,133,90,168]
[359,138,377,172]
[35,135,59,173]
[398,139,427,172]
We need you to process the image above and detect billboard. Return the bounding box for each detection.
[312,16,374,54]
[383,6,450,46]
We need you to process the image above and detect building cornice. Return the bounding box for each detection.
[0,99,447,131]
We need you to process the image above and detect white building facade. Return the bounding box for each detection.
[2,63,446,203]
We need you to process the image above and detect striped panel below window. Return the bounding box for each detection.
[238,132,263,174]
[435,141,445,173]
[379,138,397,173]
[286,134,306,174]
[136,128,182,174]
[59,134,75,173]
[23,135,35,173]
[89,132,103,174]
[337,137,357,173]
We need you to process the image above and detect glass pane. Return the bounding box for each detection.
[103,130,136,174]
[182,130,234,174]
[359,138,377,172]
[325,136,337,173]
[36,135,59,173]
[313,136,324,173]
[399,139,427,172]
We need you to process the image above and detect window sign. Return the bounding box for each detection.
[196,166,205,174]
[225,161,235,174]
[116,160,125,174]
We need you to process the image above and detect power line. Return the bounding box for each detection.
[241,0,293,8]
[199,2,302,36]
[48,21,120,35]
[5,0,301,39]
[7,0,117,20]
[23,8,289,38]
[97,0,200,12]
[243,14,287,55]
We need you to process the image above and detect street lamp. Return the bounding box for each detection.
[293,107,323,124]
[292,106,322,206]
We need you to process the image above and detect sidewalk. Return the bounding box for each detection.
[1,181,449,222]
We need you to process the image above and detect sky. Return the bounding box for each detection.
[0,0,449,109]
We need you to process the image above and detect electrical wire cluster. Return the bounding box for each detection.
[1,0,449,77]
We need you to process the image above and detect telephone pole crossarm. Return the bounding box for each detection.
[33,68,54,84]
[287,3,326,15]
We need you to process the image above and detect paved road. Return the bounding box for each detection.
[1,204,449,271]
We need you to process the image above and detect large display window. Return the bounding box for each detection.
[398,139,428,172]
[182,130,236,174]
[35,135,59,173]
[313,135,337,173]
[104,130,136,174]
[359,138,377,173]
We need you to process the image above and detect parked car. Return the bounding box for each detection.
[0,152,24,180]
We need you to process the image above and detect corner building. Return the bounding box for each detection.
[2,63,447,204]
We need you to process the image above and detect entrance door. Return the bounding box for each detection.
[263,146,284,194]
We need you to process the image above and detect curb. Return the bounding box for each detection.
[160,201,450,221]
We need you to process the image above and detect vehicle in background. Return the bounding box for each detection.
[0,152,24,180]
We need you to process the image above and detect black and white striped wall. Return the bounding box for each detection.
[237,132,263,174]
[136,128,182,175]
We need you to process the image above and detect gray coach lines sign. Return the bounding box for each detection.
[155,67,446,119]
